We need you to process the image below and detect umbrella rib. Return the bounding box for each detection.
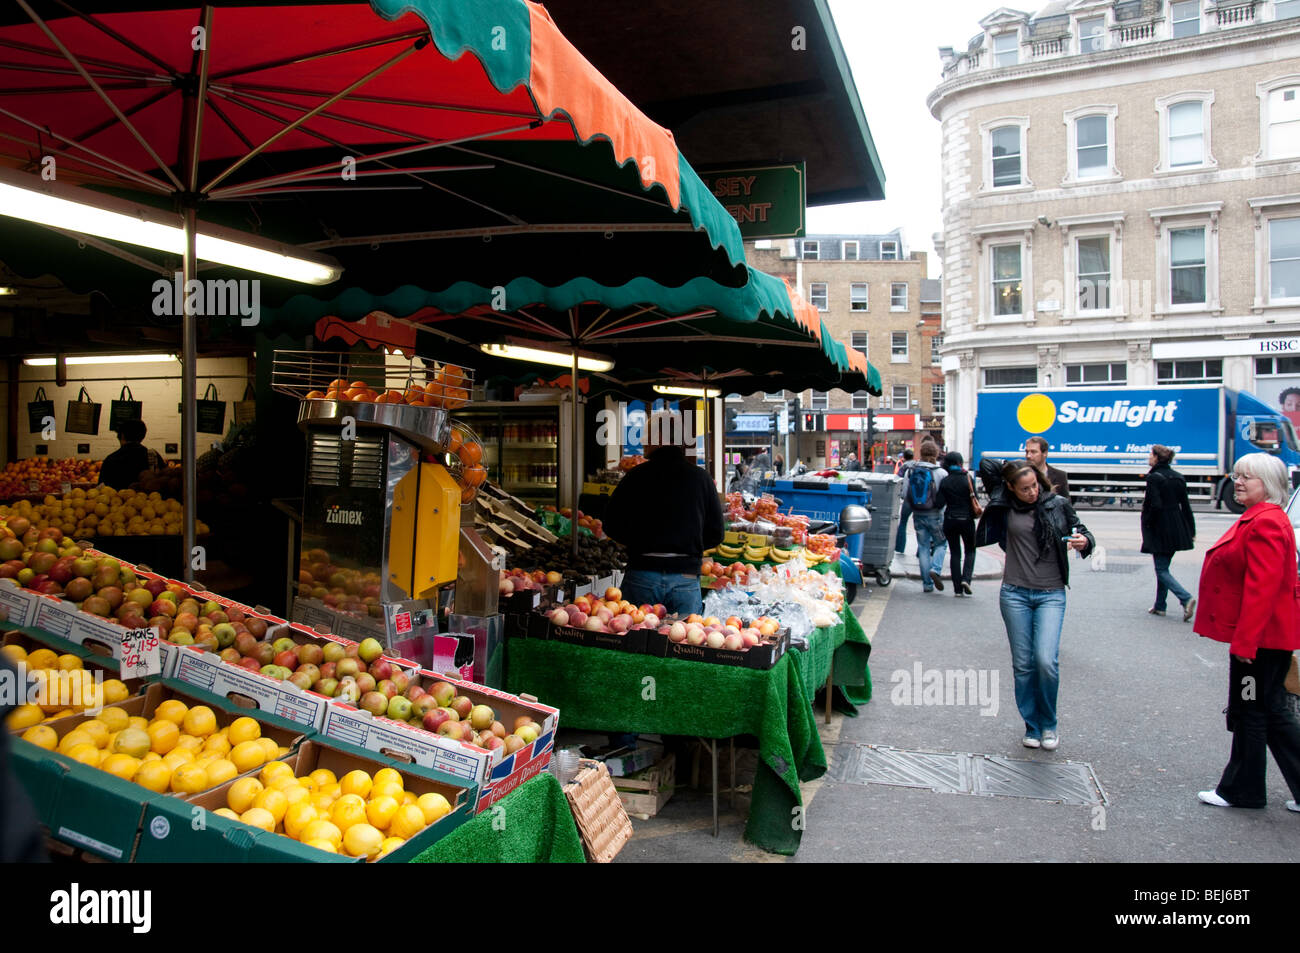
[48,226,174,276]
[72,85,172,147]
[582,304,658,338]
[48,0,179,77]
[0,105,172,193]
[0,129,153,187]
[502,309,566,338]
[207,30,428,81]
[0,37,157,77]
[201,36,429,193]
[15,0,182,190]
[186,6,213,192]
[219,80,540,122]
[201,95,258,153]
[451,145,673,211]
[579,307,613,337]
[297,222,696,250]
[586,310,721,340]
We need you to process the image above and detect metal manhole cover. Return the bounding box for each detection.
[827,743,1107,806]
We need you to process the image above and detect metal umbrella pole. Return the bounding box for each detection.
[182,209,198,583]
[571,343,581,559]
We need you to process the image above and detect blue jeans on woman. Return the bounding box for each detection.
[999,584,1067,739]
[1151,553,1192,613]
[621,569,703,617]
[913,511,948,591]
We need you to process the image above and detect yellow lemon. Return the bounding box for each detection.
[295,774,319,793]
[281,784,311,810]
[416,792,452,825]
[339,769,373,799]
[77,719,110,749]
[343,822,385,859]
[229,740,266,774]
[110,726,151,759]
[239,807,275,832]
[202,734,232,757]
[310,791,337,812]
[58,729,96,755]
[308,768,337,789]
[255,736,280,760]
[389,803,428,841]
[97,748,115,766]
[67,743,100,766]
[205,758,239,787]
[301,819,343,848]
[101,679,129,704]
[181,706,217,738]
[101,753,141,781]
[365,794,401,831]
[304,838,338,854]
[174,734,204,753]
[127,716,149,732]
[330,794,368,833]
[227,776,264,814]
[401,791,418,807]
[171,762,210,794]
[213,808,241,822]
[153,699,188,726]
[283,802,319,840]
[161,749,194,772]
[320,783,342,801]
[98,706,129,732]
[379,836,406,858]
[26,648,58,670]
[21,724,58,750]
[373,767,404,791]
[146,719,180,755]
[253,787,289,825]
[260,760,294,787]
[56,654,83,671]
[369,779,404,802]
[142,751,162,762]
[1,644,26,664]
[7,704,44,732]
[276,746,290,758]
[134,760,172,793]
[227,716,261,746]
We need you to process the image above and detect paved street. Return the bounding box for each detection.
[615,508,1300,863]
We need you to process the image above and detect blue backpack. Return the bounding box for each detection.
[907,464,940,510]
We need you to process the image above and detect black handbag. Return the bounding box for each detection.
[196,382,226,434]
[108,385,143,433]
[27,387,54,434]
[64,387,102,435]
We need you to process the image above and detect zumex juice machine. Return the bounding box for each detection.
[272,351,503,679]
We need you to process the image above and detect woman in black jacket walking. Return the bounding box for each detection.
[939,451,979,595]
[977,459,1095,750]
[1140,444,1197,620]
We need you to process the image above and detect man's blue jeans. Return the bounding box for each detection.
[1151,553,1192,613]
[999,584,1067,738]
[913,511,948,590]
[621,569,703,617]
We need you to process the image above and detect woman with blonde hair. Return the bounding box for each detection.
[1193,453,1300,812]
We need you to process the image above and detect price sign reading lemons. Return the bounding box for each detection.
[120,626,162,679]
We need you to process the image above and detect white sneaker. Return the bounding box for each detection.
[1022,735,1041,749]
[1198,790,1233,807]
[1041,730,1059,750]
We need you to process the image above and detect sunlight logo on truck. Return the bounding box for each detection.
[1016,394,1180,434]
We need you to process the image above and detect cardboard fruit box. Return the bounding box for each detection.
[9,680,308,862]
[134,738,473,862]
[642,627,791,670]
[3,627,150,698]
[318,671,558,813]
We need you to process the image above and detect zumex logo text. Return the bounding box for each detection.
[324,506,364,526]
[50,883,151,933]
[1016,393,1179,434]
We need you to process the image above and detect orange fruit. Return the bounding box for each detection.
[445,428,464,455]
[463,465,487,488]
[457,440,483,467]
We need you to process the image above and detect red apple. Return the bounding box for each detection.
[273,649,298,670]
[422,707,454,733]
[368,658,394,681]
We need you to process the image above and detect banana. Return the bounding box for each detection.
[716,544,743,559]
[769,548,792,563]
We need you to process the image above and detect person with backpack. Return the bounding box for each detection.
[939,451,980,595]
[1141,444,1197,620]
[893,448,916,556]
[910,441,948,592]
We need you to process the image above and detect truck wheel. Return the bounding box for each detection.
[846,582,858,604]
[875,568,892,587]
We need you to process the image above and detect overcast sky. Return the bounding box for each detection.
[807,0,987,277]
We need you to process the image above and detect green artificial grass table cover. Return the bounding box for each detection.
[411,773,586,863]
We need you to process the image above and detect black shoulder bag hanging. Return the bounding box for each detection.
[64,387,102,435]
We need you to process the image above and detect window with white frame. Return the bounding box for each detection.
[891,331,908,362]
[890,283,908,310]
[1270,216,1300,300]
[725,393,743,402]
[931,383,946,414]
[1151,204,1221,313]
[879,240,899,260]
[1278,0,1300,20]
[851,330,869,359]
[809,282,828,310]
[809,390,828,410]
[991,244,1023,316]
[1256,356,1300,375]
[1260,78,1300,160]
[1172,0,1201,36]
[1076,236,1111,311]
[993,32,1019,67]
[843,240,859,261]
[1078,16,1106,53]
[1066,362,1127,385]
[983,366,1037,388]
[1157,359,1222,384]
[1064,105,1119,183]
[851,391,870,410]
[931,333,943,365]
[802,240,819,260]
[891,385,910,411]
[850,283,869,311]
[764,391,784,401]
[991,125,1023,187]
[1156,93,1214,172]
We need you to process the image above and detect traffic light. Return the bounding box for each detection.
[725,407,738,432]
[802,412,819,432]
[866,408,876,446]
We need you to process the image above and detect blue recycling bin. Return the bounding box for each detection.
[764,478,870,561]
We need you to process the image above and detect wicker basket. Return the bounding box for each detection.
[563,759,633,863]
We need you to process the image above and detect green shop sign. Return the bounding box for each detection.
[699,163,806,239]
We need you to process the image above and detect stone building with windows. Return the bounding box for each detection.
[930,1,1300,458]
[743,233,942,465]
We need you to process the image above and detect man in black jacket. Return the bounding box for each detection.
[1024,436,1071,502]
[604,410,724,616]
[99,418,160,491]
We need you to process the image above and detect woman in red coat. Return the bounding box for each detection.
[1193,453,1300,812]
